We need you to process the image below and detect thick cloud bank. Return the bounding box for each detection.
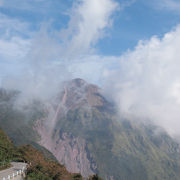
[104,26,180,137]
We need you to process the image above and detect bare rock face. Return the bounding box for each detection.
[57,78,107,110]
[52,132,96,177]
[35,118,97,178]
[34,79,107,177]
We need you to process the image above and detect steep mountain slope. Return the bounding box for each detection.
[19,144,83,180]
[34,79,113,177]
[0,79,180,180]
[34,79,180,180]
[0,129,101,180]
[0,128,19,169]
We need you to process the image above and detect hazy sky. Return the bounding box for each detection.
[1,0,180,137]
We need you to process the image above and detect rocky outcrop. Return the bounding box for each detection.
[35,119,97,178]
[57,78,108,110]
[33,79,108,177]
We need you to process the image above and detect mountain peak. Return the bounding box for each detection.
[70,78,87,87]
[57,78,106,110]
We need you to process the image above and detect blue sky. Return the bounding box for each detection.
[98,0,180,55]
[1,0,180,136]
[0,0,180,57]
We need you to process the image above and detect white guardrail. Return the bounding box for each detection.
[2,166,26,180]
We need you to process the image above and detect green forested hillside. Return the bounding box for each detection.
[0,128,20,169]
[0,128,14,161]
[0,129,102,180]
[57,107,180,180]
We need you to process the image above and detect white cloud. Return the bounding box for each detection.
[0,14,29,35]
[0,13,31,60]
[101,25,180,138]
[0,13,32,88]
[59,0,119,58]
[0,37,30,59]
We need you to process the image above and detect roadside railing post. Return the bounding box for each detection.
[1,163,27,180]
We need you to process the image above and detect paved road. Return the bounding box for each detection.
[0,162,27,180]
